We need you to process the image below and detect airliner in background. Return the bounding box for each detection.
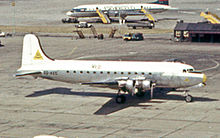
[16,34,206,103]
[66,0,177,23]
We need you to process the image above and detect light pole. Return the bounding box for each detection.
[11,0,16,36]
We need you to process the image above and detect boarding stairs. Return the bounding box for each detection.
[96,8,111,24]
[140,6,156,22]
[200,11,220,24]
[90,26,98,38]
[73,30,85,39]
[109,28,118,38]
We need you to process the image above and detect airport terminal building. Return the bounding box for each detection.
[174,22,220,43]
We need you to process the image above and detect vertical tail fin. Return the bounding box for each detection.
[21,34,54,67]
[152,0,169,5]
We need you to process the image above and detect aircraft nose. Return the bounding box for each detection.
[203,74,207,83]
[66,11,73,16]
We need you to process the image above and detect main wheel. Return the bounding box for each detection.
[185,95,193,102]
[116,95,126,104]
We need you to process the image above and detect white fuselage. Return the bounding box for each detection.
[18,59,205,88]
[66,3,176,17]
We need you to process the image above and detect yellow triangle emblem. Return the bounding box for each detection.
[34,50,43,60]
[184,78,189,82]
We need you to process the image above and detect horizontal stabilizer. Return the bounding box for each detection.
[15,71,42,77]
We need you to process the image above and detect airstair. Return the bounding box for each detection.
[200,11,220,24]
[140,6,156,22]
[96,8,111,24]
[109,28,118,38]
[73,30,85,39]
[90,26,98,38]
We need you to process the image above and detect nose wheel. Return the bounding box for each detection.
[184,91,193,102]
[185,94,193,102]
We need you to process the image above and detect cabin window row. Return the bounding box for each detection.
[67,71,152,75]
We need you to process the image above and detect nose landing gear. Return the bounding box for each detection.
[184,91,193,102]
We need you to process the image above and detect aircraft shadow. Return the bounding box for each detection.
[26,87,115,98]
[26,87,218,115]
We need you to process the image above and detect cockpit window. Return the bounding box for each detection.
[187,69,194,72]
[183,69,194,73]
[80,8,86,12]
[164,58,185,63]
[72,8,86,12]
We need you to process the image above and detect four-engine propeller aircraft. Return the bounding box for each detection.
[66,0,177,24]
[16,34,207,103]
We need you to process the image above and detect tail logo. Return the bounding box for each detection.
[34,50,43,60]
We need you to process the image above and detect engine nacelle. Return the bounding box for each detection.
[118,79,151,95]
[142,80,151,91]
[118,80,136,94]
[125,80,136,94]
[118,80,127,88]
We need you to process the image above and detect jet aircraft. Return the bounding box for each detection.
[16,34,207,103]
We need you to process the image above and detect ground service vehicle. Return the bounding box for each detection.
[123,33,144,41]
[62,18,78,23]
[75,22,92,28]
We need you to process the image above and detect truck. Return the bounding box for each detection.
[127,22,155,29]
[0,30,12,37]
[61,18,78,23]
[123,33,144,41]
[75,22,92,28]
[0,31,6,37]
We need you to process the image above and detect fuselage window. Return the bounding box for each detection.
[149,72,152,75]
[80,71,83,74]
[107,71,110,74]
[87,71,90,74]
[93,71,96,74]
[121,72,124,75]
[66,71,69,73]
[128,72,131,75]
[183,69,186,73]
[135,72,138,75]
[73,71,76,73]
[114,72,117,74]
[100,71,103,74]
[142,72,145,75]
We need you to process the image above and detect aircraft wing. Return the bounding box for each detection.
[81,76,147,89]
[81,81,118,89]
[82,81,117,85]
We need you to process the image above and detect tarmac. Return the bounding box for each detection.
[0,0,220,138]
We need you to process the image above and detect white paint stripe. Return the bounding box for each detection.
[201,59,219,72]
[68,46,78,56]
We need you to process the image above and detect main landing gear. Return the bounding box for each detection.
[116,95,126,104]
[116,90,126,104]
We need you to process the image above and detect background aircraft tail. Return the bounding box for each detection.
[21,34,54,67]
[152,0,169,5]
